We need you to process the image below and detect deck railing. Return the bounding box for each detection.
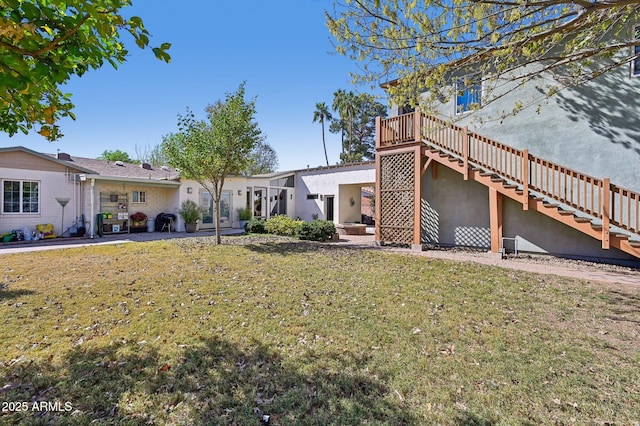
[378,110,640,236]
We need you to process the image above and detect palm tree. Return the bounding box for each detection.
[312,102,332,166]
[332,89,358,162]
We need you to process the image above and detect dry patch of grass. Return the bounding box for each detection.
[1,235,639,425]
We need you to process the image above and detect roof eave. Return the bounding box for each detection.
[83,174,182,187]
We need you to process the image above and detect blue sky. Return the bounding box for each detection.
[0,0,386,171]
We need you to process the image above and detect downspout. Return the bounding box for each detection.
[90,178,96,237]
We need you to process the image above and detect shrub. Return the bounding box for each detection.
[178,199,205,224]
[265,215,303,236]
[298,220,336,241]
[245,218,267,234]
[237,207,252,221]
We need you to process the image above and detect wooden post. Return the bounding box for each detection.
[412,145,423,250]
[489,187,503,253]
[462,126,469,180]
[375,152,382,244]
[413,107,421,143]
[602,178,610,249]
[375,116,382,149]
[522,149,529,211]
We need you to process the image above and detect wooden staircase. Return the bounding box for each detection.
[377,110,640,260]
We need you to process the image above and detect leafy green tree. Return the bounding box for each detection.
[327,0,640,116]
[244,141,278,175]
[330,91,386,163]
[1,0,171,141]
[312,102,333,166]
[135,143,168,166]
[347,93,386,162]
[332,89,358,158]
[97,149,135,163]
[162,82,262,244]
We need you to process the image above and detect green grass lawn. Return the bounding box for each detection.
[1,236,638,425]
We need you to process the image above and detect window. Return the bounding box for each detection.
[3,180,39,213]
[269,175,294,188]
[455,75,482,114]
[632,26,640,76]
[306,194,319,200]
[132,191,146,203]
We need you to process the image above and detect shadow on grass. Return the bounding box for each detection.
[1,337,419,425]
[606,289,640,324]
[240,240,377,257]
[0,288,35,301]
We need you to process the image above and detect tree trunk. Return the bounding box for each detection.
[322,121,329,166]
[212,184,223,245]
[214,196,222,245]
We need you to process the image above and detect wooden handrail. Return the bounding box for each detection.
[378,111,640,236]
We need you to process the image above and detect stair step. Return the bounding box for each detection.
[591,224,603,231]
[480,172,494,177]
[490,177,504,183]
[573,217,592,223]
[629,241,640,248]
[543,203,559,208]
[515,189,524,195]
[558,209,574,216]
[613,233,629,240]
[503,184,518,189]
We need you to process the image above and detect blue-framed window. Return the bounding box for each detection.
[456,75,482,114]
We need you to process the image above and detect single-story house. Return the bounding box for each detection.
[0,146,375,240]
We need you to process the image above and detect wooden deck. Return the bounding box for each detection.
[375,110,640,259]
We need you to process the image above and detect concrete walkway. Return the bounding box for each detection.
[2,230,639,286]
[0,228,244,254]
[332,234,640,286]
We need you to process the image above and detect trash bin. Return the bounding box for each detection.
[147,218,155,232]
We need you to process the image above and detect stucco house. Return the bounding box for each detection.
[376,22,640,264]
[0,146,375,241]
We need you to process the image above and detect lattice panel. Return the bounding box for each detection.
[380,152,415,191]
[380,226,414,243]
[379,151,415,244]
[380,190,414,226]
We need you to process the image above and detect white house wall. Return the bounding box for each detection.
[295,164,375,223]
[339,185,364,223]
[181,177,258,230]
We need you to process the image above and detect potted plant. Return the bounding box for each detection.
[130,212,147,227]
[178,200,204,233]
[237,207,252,230]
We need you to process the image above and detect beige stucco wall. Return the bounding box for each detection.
[0,167,80,236]
[338,184,364,223]
[86,179,180,235]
